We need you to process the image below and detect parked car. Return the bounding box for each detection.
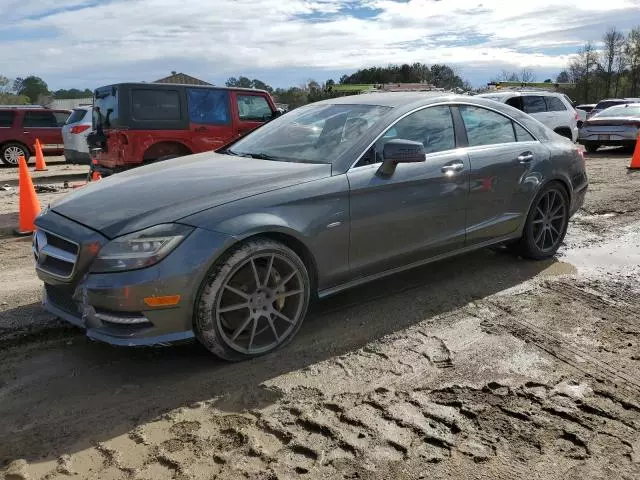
[62,106,92,164]
[578,103,640,153]
[0,106,71,166]
[477,91,579,141]
[88,83,280,177]
[34,93,587,360]
[576,104,596,115]
[589,98,640,118]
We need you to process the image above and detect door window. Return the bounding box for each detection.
[522,96,547,114]
[514,123,535,142]
[546,97,567,111]
[23,111,58,128]
[505,97,524,111]
[236,95,273,121]
[459,105,516,147]
[131,89,181,121]
[187,88,230,124]
[0,111,15,127]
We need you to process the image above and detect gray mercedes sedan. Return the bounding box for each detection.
[34,93,588,361]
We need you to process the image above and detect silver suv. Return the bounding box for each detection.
[477,91,579,142]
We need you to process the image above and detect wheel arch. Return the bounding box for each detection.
[1,140,32,155]
[142,141,192,162]
[518,176,572,234]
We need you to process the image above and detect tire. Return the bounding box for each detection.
[585,144,599,153]
[195,239,311,361]
[154,154,180,162]
[1,142,30,166]
[513,182,569,260]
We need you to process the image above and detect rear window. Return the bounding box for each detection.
[187,88,230,124]
[546,97,567,112]
[0,111,14,127]
[23,111,58,128]
[595,100,627,110]
[66,109,88,124]
[522,96,547,114]
[94,86,118,129]
[131,89,181,121]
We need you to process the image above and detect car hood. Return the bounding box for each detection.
[51,151,332,238]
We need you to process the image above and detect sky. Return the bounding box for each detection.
[1,0,639,91]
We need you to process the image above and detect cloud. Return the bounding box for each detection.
[0,0,638,89]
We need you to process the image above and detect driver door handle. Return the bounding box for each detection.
[518,152,534,164]
[441,160,465,175]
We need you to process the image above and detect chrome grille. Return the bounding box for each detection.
[33,228,79,280]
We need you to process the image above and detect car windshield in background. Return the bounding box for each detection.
[594,100,627,111]
[93,86,118,129]
[66,109,88,124]
[227,103,391,164]
[594,105,640,118]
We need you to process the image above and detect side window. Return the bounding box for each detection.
[0,111,15,127]
[459,105,516,146]
[546,97,567,112]
[187,88,230,124]
[237,95,273,121]
[131,89,181,121]
[514,123,535,142]
[53,111,70,126]
[505,97,524,111]
[23,111,58,128]
[522,96,547,114]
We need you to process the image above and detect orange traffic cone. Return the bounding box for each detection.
[91,170,102,181]
[629,133,640,170]
[14,156,41,236]
[34,139,47,171]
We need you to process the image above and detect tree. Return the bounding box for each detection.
[602,27,625,96]
[225,76,273,92]
[13,75,49,103]
[568,42,600,102]
[520,68,535,83]
[556,71,570,83]
[625,27,640,96]
[0,74,29,104]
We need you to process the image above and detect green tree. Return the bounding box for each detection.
[13,75,49,103]
[0,75,29,104]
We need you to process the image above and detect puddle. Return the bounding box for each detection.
[560,221,640,273]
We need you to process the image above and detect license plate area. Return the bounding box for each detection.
[597,134,610,140]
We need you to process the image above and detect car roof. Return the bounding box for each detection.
[96,82,271,95]
[477,90,562,98]
[310,91,462,108]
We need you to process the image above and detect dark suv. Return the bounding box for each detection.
[89,83,280,176]
[0,106,71,166]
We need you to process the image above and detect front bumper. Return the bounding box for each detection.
[64,149,91,165]
[34,214,235,347]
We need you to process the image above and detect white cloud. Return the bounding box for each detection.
[1,0,639,88]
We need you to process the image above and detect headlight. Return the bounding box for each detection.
[91,224,194,273]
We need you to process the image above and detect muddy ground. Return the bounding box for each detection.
[1,150,639,480]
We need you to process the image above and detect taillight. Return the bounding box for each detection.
[70,125,90,134]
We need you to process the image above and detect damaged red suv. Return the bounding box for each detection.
[89,83,280,176]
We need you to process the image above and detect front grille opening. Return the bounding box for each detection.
[41,256,74,278]
[45,284,79,316]
[45,233,79,255]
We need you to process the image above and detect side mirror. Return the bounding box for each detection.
[377,139,426,177]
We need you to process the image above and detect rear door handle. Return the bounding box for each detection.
[518,152,534,164]
[441,160,465,175]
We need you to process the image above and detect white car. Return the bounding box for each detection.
[61,106,92,164]
[477,91,579,142]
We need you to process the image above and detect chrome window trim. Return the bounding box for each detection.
[348,101,540,171]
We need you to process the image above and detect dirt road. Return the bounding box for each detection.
[1,151,639,480]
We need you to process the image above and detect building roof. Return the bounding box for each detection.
[153,73,211,86]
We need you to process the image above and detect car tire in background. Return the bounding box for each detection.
[584,144,599,153]
[514,182,569,260]
[195,238,311,361]
[1,142,30,166]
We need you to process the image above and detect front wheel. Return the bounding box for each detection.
[1,143,30,166]
[195,239,311,361]
[514,182,569,260]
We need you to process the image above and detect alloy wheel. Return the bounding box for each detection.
[531,188,567,252]
[3,145,25,165]
[215,253,305,355]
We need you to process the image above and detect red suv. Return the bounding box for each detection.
[0,106,71,166]
[89,83,280,176]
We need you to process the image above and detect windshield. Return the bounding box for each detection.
[227,103,391,164]
[594,104,640,118]
[93,86,118,130]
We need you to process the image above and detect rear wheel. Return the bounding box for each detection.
[514,182,569,260]
[195,239,311,361]
[1,143,30,166]
[584,144,599,153]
